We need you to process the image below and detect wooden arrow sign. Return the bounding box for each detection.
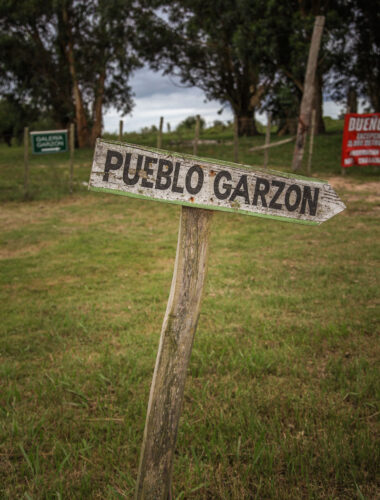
[89,139,345,225]
[89,139,346,499]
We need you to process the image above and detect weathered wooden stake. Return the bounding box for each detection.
[157,116,164,149]
[264,112,272,168]
[69,123,75,194]
[307,109,316,175]
[135,206,213,500]
[24,127,29,198]
[193,114,200,155]
[119,120,124,141]
[292,15,325,172]
[234,114,239,163]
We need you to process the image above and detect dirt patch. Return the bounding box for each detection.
[328,177,380,204]
[0,240,55,260]
[0,196,99,231]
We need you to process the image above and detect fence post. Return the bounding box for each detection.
[264,112,272,168]
[234,115,239,163]
[193,115,200,155]
[119,120,124,141]
[69,123,75,194]
[157,116,164,149]
[306,109,316,176]
[24,127,29,199]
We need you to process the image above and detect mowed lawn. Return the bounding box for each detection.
[0,135,379,499]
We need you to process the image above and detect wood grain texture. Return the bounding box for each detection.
[89,139,345,224]
[135,206,213,500]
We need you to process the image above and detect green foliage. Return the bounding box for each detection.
[0,0,166,145]
[328,0,380,112]
[176,115,205,131]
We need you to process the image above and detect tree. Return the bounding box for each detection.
[0,0,162,147]
[152,1,283,136]
[263,1,347,135]
[0,1,73,130]
[327,0,380,113]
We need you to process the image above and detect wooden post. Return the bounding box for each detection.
[264,112,272,168]
[234,114,239,163]
[341,105,351,176]
[157,116,164,149]
[69,123,75,194]
[24,127,29,198]
[307,109,316,175]
[292,15,325,172]
[119,120,124,141]
[135,206,213,500]
[193,114,200,155]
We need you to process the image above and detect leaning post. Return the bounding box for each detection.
[135,206,212,499]
[292,16,325,171]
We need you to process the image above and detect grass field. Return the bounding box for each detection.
[0,123,379,499]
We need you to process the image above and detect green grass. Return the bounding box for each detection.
[0,122,379,498]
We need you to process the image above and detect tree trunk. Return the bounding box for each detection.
[277,117,298,136]
[90,71,106,147]
[237,112,259,136]
[347,86,358,113]
[62,5,90,148]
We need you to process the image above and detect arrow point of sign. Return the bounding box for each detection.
[320,182,346,223]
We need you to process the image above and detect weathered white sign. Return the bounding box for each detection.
[89,139,345,225]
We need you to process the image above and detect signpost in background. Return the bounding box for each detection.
[30,129,68,154]
[341,113,380,168]
[25,127,75,194]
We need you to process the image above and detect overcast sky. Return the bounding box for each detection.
[103,66,343,133]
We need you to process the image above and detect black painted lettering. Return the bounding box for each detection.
[103,149,123,181]
[123,153,140,185]
[300,186,319,215]
[155,159,173,190]
[252,177,270,207]
[185,165,204,195]
[284,184,302,211]
[172,162,184,193]
[269,180,285,210]
[214,171,232,200]
[230,175,250,204]
[142,156,157,188]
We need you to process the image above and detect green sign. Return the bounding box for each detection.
[30,130,68,154]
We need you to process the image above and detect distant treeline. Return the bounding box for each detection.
[0,0,378,147]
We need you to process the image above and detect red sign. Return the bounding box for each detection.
[341,113,380,167]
